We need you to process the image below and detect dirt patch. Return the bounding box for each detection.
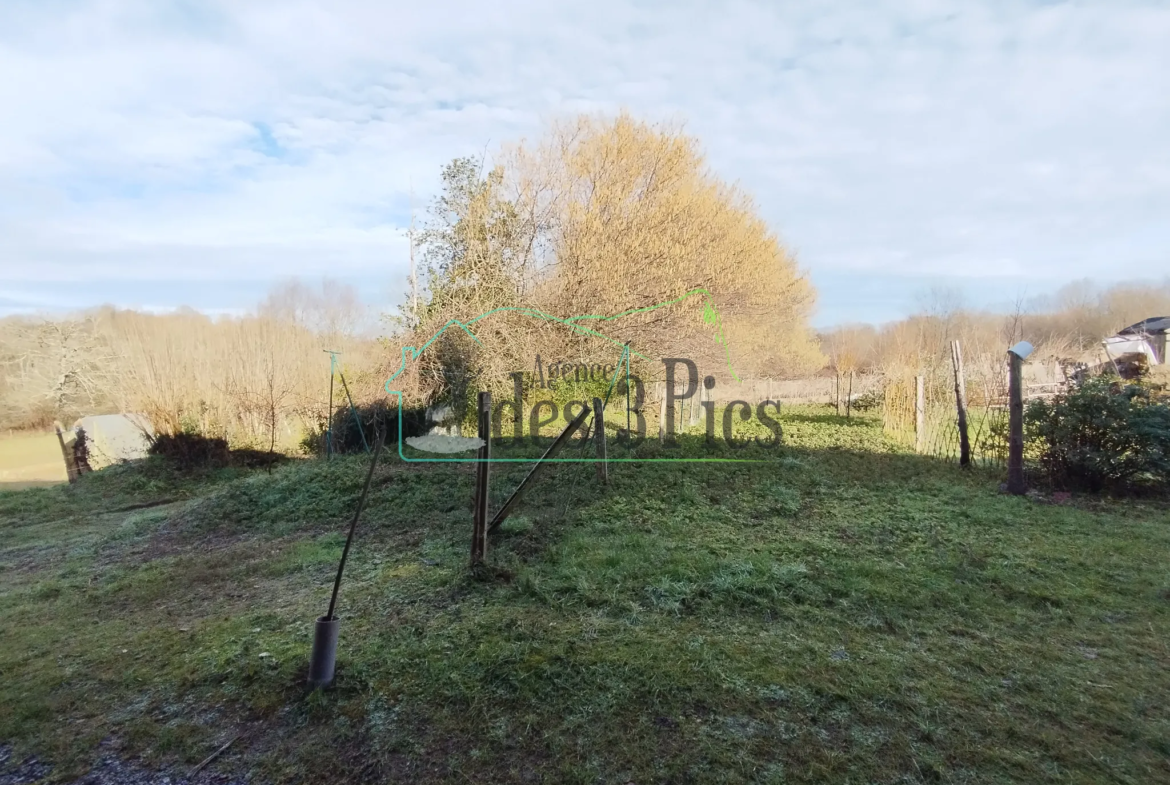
[1,740,256,785]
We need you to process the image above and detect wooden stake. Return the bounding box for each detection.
[952,340,971,468]
[55,425,78,483]
[471,392,492,566]
[914,375,925,454]
[593,397,607,485]
[846,371,854,419]
[324,350,337,460]
[488,405,590,534]
[188,733,241,780]
[658,382,667,444]
[625,346,631,437]
[1007,352,1026,494]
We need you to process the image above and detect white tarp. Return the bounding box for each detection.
[405,434,485,453]
[71,413,154,469]
[1102,336,1159,367]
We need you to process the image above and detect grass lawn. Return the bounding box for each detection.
[0,431,67,491]
[1,407,1167,783]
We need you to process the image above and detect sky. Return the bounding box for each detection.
[1,0,1167,328]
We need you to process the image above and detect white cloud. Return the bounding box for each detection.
[0,0,1167,320]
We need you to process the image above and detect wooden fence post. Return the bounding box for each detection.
[55,424,78,483]
[846,371,854,419]
[470,391,492,566]
[951,341,971,468]
[914,375,925,454]
[658,382,667,444]
[326,353,335,460]
[593,398,608,485]
[1006,343,1033,494]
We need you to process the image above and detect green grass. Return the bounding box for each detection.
[1,406,1168,783]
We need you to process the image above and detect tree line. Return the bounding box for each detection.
[819,280,1170,380]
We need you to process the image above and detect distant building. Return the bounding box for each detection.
[1101,316,1169,376]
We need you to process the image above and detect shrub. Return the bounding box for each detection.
[850,387,883,412]
[303,401,430,456]
[148,432,231,469]
[1026,377,1170,493]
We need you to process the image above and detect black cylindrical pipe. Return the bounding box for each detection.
[308,615,340,686]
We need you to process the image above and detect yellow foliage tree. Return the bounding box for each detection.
[503,113,823,381]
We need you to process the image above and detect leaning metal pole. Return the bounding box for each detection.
[308,423,385,687]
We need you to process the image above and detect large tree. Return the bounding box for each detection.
[412,114,824,396]
[507,113,822,379]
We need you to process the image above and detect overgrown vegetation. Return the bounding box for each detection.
[0,282,381,447]
[1027,377,1170,493]
[1,408,1167,784]
[300,402,430,457]
[147,432,232,468]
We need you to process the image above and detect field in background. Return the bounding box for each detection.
[1,406,1167,784]
[0,431,66,490]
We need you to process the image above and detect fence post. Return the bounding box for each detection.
[1006,342,1033,495]
[471,391,492,566]
[593,398,608,485]
[835,371,841,415]
[658,382,667,444]
[695,384,704,430]
[914,375,925,454]
[324,350,337,459]
[951,341,971,468]
[846,371,854,419]
[55,424,78,483]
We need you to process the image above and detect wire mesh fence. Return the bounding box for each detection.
[881,364,1011,468]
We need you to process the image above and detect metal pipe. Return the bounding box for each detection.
[326,424,385,619]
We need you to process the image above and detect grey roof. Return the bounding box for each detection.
[1117,316,1170,336]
